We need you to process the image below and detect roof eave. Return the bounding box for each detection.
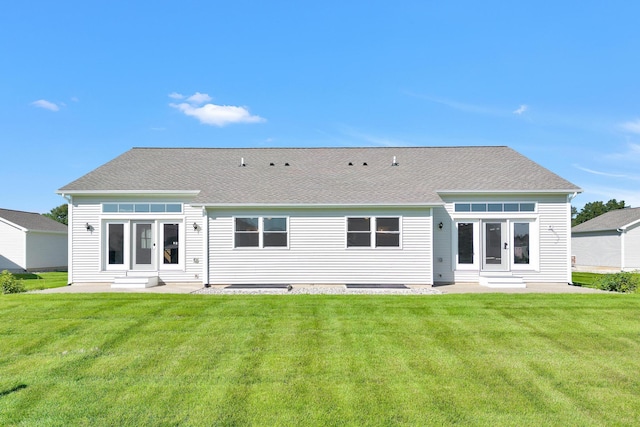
[57,190,200,197]
[193,202,445,209]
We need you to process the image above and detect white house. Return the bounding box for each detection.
[572,207,640,272]
[0,208,68,272]
[57,146,581,288]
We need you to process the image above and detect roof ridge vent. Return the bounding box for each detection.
[391,156,399,166]
[240,157,246,167]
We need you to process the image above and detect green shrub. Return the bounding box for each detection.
[0,270,26,294]
[595,272,640,293]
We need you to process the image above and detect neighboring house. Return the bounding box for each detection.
[0,208,68,272]
[572,207,640,272]
[57,146,580,288]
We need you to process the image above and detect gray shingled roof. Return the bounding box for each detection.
[58,146,580,205]
[0,208,68,233]
[572,207,640,233]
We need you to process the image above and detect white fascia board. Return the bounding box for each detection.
[57,190,200,196]
[192,202,445,209]
[437,189,582,195]
[0,218,27,233]
[620,218,640,231]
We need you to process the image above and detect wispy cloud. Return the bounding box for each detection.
[168,92,184,100]
[573,164,640,180]
[340,126,410,147]
[621,119,640,134]
[169,92,265,127]
[405,91,518,116]
[31,99,60,112]
[513,104,528,115]
[606,142,640,161]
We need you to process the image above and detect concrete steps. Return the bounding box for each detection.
[479,273,526,289]
[111,276,159,289]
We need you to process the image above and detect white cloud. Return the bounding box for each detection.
[186,92,212,105]
[621,119,640,134]
[573,164,640,180]
[170,97,265,127]
[513,104,528,115]
[71,96,79,102]
[31,99,60,112]
[168,92,185,100]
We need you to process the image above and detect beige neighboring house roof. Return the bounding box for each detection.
[572,207,640,233]
[0,208,68,233]
[58,146,581,205]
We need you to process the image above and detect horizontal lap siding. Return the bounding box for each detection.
[523,197,571,283]
[0,223,26,270]
[572,232,621,268]
[70,197,203,284]
[209,208,432,285]
[442,194,571,283]
[625,225,640,270]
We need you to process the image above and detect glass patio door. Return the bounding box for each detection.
[482,221,508,271]
[133,222,155,270]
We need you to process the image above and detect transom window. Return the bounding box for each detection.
[102,203,182,213]
[347,217,400,248]
[234,217,288,248]
[454,202,535,213]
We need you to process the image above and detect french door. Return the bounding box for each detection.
[482,221,508,271]
[132,221,155,270]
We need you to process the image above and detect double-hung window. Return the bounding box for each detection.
[234,217,288,248]
[347,217,400,248]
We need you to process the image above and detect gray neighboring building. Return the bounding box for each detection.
[0,208,68,272]
[572,207,640,272]
[57,146,581,288]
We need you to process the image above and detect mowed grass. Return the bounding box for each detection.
[1,294,640,426]
[14,272,68,291]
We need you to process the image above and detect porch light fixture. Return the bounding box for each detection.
[193,222,199,231]
[438,222,444,230]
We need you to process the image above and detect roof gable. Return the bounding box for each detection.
[58,146,581,205]
[0,208,68,233]
[572,207,640,233]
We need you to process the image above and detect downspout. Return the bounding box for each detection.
[567,192,578,284]
[202,206,210,287]
[62,194,73,285]
[618,227,626,271]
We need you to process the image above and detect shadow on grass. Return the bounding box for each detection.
[0,384,27,398]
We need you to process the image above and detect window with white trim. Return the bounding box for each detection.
[234,217,288,248]
[347,217,400,248]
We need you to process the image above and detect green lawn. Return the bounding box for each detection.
[13,272,68,291]
[1,293,640,426]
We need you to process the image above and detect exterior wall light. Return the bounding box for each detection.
[85,222,92,231]
[193,222,199,231]
[438,222,444,230]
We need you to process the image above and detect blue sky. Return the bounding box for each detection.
[2,1,639,214]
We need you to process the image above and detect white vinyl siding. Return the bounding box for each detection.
[572,232,620,268]
[0,221,26,271]
[624,224,640,271]
[439,194,571,283]
[25,232,67,270]
[209,208,431,285]
[68,196,203,284]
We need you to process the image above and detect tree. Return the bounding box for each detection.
[43,204,68,225]
[572,199,627,227]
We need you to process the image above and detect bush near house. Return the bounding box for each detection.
[573,272,640,293]
[0,270,25,294]
[595,272,640,293]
